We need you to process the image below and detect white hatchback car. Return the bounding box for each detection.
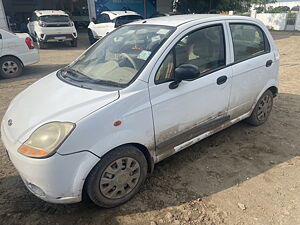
[0,28,39,78]
[1,15,279,208]
[88,11,143,44]
[27,10,78,49]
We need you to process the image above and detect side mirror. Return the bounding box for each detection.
[92,17,96,23]
[27,17,31,22]
[169,64,200,89]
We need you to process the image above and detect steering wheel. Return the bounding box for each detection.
[120,53,137,70]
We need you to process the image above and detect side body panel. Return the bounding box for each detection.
[58,80,156,161]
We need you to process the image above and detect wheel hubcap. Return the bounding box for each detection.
[257,95,272,121]
[100,157,141,199]
[2,61,18,75]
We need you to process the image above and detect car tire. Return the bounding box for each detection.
[86,145,148,208]
[0,56,23,79]
[71,39,77,47]
[247,90,274,126]
[88,29,96,45]
[37,40,46,49]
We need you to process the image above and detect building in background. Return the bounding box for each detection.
[0,0,8,29]
[1,0,172,32]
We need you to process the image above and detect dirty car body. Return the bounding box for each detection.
[1,15,279,207]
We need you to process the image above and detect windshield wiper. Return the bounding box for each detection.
[60,68,124,88]
[89,79,125,88]
[61,67,93,82]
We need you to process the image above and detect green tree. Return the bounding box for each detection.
[174,0,259,14]
[252,0,277,12]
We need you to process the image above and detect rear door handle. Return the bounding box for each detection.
[266,60,273,67]
[217,76,228,85]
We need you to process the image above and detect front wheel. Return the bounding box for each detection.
[86,145,148,208]
[247,90,274,126]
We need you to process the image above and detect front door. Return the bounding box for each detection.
[148,23,233,160]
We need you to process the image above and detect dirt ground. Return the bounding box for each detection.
[0,31,300,225]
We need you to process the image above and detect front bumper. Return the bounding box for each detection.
[36,26,77,43]
[1,123,99,204]
[42,34,77,43]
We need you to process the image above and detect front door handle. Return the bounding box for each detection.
[266,60,273,67]
[217,76,228,85]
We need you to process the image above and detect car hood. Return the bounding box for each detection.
[2,72,119,143]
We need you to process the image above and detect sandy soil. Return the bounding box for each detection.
[0,31,299,225]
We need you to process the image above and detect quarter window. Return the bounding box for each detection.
[96,14,111,24]
[230,24,270,62]
[155,25,226,84]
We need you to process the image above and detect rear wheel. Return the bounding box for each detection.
[86,145,148,208]
[0,56,23,78]
[247,90,274,126]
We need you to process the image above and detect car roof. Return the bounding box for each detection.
[101,11,141,20]
[34,10,69,17]
[131,14,257,27]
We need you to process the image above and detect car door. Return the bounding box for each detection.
[148,22,233,160]
[226,21,277,118]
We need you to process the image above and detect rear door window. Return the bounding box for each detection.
[230,24,270,62]
[96,14,111,24]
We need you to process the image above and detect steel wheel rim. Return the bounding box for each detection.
[100,157,141,199]
[2,61,18,75]
[257,95,272,121]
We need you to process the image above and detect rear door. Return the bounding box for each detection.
[226,21,277,118]
[148,22,233,160]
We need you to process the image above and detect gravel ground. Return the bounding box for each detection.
[0,31,299,225]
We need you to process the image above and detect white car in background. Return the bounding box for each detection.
[1,15,279,208]
[0,28,39,78]
[88,11,143,44]
[27,10,78,49]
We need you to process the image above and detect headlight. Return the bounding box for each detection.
[38,21,46,27]
[18,122,75,158]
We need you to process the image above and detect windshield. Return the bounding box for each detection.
[40,15,70,23]
[65,25,174,87]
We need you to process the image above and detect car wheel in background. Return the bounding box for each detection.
[71,39,78,47]
[88,29,96,45]
[86,145,148,208]
[247,90,274,126]
[37,40,46,49]
[0,56,23,79]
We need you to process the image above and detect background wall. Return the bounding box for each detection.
[295,13,300,30]
[255,13,288,30]
[0,0,8,29]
